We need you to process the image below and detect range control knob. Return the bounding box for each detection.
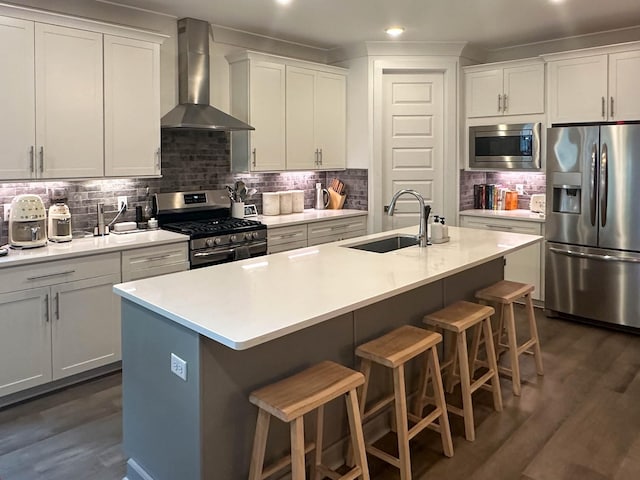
[230,234,238,243]
[244,232,253,241]
[205,238,214,247]
[214,237,222,246]
[252,231,260,239]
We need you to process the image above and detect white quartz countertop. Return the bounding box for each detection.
[113,225,541,351]
[459,209,546,223]
[257,209,367,227]
[0,230,188,268]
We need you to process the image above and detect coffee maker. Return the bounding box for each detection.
[9,194,48,248]
[48,202,72,242]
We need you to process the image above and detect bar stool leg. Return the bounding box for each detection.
[248,409,271,480]
[290,416,306,480]
[526,293,544,375]
[482,318,503,412]
[456,331,475,441]
[310,405,324,480]
[445,331,458,394]
[504,303,522,396]
[429,347,454,457]
[345,388,371,480]
[392,365,411,480]
[413,351,429,417]
[468,323,482,375]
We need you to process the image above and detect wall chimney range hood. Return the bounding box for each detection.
[161,18,254,131]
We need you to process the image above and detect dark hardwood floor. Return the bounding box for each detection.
[1,306,640,480]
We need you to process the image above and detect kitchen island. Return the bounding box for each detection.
[113,225,541,480]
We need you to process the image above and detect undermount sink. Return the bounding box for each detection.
[346,234,420,253]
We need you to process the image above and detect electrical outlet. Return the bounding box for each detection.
[515,184,525,194]
[3,204,9,219]
[117,196,128,211]
[170,353,187,381]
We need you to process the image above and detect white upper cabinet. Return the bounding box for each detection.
[104,35,161,177]
[229,55,286,172]
[0,5,164,181]
[35,23,104,179]
[228,51,347,172]
[546,45,640,123]
[465,60,545,118]
[0,17,35,180]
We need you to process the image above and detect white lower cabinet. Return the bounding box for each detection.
[121,243,189,282]
[0,253,121,398]
[267,224,308,254]
[460,216,544,301]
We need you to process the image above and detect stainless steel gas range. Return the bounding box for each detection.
[155,190,267,268]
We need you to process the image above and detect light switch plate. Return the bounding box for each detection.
[170,353,187,381]
[3,204,10,219]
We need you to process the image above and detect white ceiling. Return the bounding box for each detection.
[105,0,640,51]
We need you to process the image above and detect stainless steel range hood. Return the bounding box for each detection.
[161,18,254,131]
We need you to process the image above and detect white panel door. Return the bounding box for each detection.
[465,69,502,118]
[315,71,346,170]
[0,16,35,180]
[548,55,608,124]
[35,23,103,178]
[104,35,160,177]
[250,61,286,171]
[382,73,444,231]
[608,50,640,121]
[0,287,51,397]
[503,63,545,115]
[51,274,121,380]
[286,66,316,170]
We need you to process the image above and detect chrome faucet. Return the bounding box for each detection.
[387,189,431,247]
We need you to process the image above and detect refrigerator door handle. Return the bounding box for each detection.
[549,247,640,264]
[600,143,608,227]
[590,142,598,226]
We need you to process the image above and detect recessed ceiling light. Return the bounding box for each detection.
[385,26,405,37]
[276,0,292,5]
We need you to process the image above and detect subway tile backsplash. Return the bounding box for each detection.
[0,130,368,246]
[459,170,546,211]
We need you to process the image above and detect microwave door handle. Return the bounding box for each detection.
[590,142,598,226]
[600,143,608,227]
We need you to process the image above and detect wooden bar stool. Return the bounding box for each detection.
[422,301,502,442]
[355,325,453,480]
[475,280,544,396]
[248,360,370,480]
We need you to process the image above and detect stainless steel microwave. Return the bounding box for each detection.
[469,122,541,170]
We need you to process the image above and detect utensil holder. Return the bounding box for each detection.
[231,201,245,219]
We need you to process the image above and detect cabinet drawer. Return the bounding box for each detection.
[0,252,121,294]
[267,225,308,247]
[307,228,366,246]
[268,239,308,254]
[460,217,542,235]
[121,243,189,282]
[307,216,367,241]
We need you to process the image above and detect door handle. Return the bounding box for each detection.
[549,247,640,264]
[498,94,502,112]
[30,145,35,174]
[319,148,323,165]
[44,293,49,323]
[590,143,598,227]
[39,146,44,173]
[601,96,606,119]
[155,148,161,171]
[503,93,508,112]
[600,143,608,227]
[610,97,615,118]
[252,148,256,167]
[55,292,60,320]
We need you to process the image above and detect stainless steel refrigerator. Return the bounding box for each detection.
[546,124,640,329]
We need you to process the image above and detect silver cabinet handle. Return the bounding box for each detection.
[44,293,49,323]
[549,247,640,264]
[155,148,161,172]
[600,142,608,227]
[55,292,60,320]
[39,146,44,173]
[601,96,605,118]
[319,148,323,165]
[27,270,75,281]
[274,232,303,240]
[314,149,318,166]
[144,254,173,262]
[30,145,35,173]
[503,93,508,113]
[498,94,502,112]
[486,224,513,230]
[252,148,256,167]
[610,96,615,118]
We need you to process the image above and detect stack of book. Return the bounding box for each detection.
[473,184,518,210]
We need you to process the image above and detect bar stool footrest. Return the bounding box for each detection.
[366,444,401,468]
[407,407,444,441]
[261,441,316,479]
[470,370,496,394]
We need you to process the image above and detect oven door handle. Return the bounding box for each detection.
[193,241,267,258]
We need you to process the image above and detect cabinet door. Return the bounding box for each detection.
[35,23,103,178]
[465,69,503,118]
[286,66,317,170]
[315,71,346,170]
[503,63,544,116]
[548,55,608,124]
[0,287,51,397]
[608,50,640,121]
[0,16,35,180]
[104,35,160,177]
[250,61,286,171]
[51,274,121,380]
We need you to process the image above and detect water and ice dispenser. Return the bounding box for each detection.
[551,172,582,214]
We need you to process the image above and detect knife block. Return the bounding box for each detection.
[327,188,346,209]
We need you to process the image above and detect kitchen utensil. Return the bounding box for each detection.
[246,188,257,198]
[235,181,248,201]
[9,194,48,248]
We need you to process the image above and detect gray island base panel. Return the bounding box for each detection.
[121,259,503,480]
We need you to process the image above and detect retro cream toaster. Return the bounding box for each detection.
[529,193,546,214]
